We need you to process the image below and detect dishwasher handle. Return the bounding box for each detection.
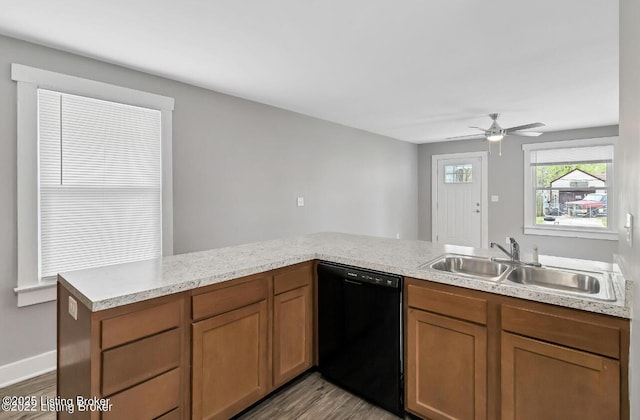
[344,279,362,286]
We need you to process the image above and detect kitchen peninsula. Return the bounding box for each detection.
[57,233,631,419]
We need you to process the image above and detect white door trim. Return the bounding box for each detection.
[432,151,489,248]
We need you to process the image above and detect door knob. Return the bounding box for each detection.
[475,209,480,213]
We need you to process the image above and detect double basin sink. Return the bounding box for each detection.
[422,254,615,301]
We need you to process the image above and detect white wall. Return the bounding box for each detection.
[417,126,619,261]
[619,0,640,416]
[0,34,418,370]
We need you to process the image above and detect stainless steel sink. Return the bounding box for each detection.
[422,254,511,281]
[422,253,616,301]
[505,265,615,301]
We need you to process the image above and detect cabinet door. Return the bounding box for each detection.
[192,300,268,420]
[273,285,313,388]
[406,308,487,420]
[501,332,620,420]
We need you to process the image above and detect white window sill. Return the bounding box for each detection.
[524,225,619,241]
[14,281,57,307]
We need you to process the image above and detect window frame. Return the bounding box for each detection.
[522,136,618,241]
[12,64,175,307]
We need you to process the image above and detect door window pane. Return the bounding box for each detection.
[444,164,473,183]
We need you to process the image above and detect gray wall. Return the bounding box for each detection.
[0,34,418,366]
[173,89,418,252]
[418,126,619,261]
[619,0,640,416]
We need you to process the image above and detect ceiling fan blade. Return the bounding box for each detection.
[504,122,545,132]
[446,133,486,140]
[507,131,543,137]
[469,126,487,131]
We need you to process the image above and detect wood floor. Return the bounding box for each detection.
[0,372,56,420]
[0,371,401,419]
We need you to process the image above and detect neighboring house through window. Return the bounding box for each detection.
[12,64,174,306]
[523,137,617,241]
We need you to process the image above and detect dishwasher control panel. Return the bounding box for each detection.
[322,262,400,288]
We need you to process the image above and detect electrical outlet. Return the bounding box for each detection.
[396,233,400,239]
[491,195,499,202]
[68,296,78,320]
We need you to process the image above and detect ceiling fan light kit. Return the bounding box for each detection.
[446,113,546,150]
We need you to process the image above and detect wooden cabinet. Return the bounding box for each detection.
[501,332,619,420]
[57,285,190,420]
[59,262,315,420]
[58,261,627,420]
[501,304,625,420]
[192,300,269,420]
[190,275,269,420]
[189,262,314,420]
[406,279,488,420]
[405,277,630,420]
[272,266,313,388]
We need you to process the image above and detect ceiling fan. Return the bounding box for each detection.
[447,113,545,142]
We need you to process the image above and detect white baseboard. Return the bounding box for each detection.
[0,350,56,388]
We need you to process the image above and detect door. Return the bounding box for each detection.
[433,153,486,247]
[273,285,313,388]
[501,332,620,420]
[192,300,268,420]
[406,308,487,420]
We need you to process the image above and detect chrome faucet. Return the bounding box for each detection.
[490,237,520,263]
[490,238,542,267]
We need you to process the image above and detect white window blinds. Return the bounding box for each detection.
[38,89,162,280]
[529,145,614,165]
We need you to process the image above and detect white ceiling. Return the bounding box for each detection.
[0,1,618,143]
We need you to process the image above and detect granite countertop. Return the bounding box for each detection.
[58,232,632,318]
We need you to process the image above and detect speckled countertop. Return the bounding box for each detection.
[58,232,632,318]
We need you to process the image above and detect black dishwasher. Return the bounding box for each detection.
[317,262,403,417]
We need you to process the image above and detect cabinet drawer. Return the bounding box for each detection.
[501,305,620,358]
[102,328,181,396]
[407,284,487,325]
[274,264,313,295]
[102,368,181,420]
[156,408,181,420]
[192,276,268,321]
[101,300,182,350]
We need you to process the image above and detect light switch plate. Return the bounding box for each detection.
[68,296,78,320]
[625,213,633,247]
[297,197,305,207]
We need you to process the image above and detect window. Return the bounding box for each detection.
[39,89,163,278]
[444,164,473,183]
[523,137,617,240]
[12,64,174,306]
